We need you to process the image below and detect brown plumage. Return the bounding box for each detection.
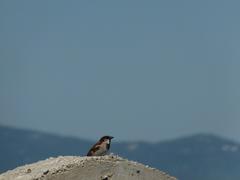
[87,136,114,156]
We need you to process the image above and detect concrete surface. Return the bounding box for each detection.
[0,155,177,180]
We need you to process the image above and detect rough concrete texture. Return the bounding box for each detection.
[0,155,177,180]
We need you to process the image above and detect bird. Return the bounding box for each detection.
[87,136,114,156]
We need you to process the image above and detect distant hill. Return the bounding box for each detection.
[1,125,240,180]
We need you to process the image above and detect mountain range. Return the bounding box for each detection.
[1,125,240,180]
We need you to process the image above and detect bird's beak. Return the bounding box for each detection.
[109,136,114,139]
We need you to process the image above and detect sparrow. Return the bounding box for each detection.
[87,136,114,156]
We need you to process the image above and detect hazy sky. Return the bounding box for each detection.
[1,0,240,142]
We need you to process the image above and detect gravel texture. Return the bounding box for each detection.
[0,155,177,180]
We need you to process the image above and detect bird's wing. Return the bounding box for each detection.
[87,142,101,156]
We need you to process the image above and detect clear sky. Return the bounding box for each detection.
[1,0,240,142]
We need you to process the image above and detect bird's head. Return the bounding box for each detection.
[99,136,114,144]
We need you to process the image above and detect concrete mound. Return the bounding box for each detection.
[0,155,177,180]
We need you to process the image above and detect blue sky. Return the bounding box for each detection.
[1,0,240,142]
